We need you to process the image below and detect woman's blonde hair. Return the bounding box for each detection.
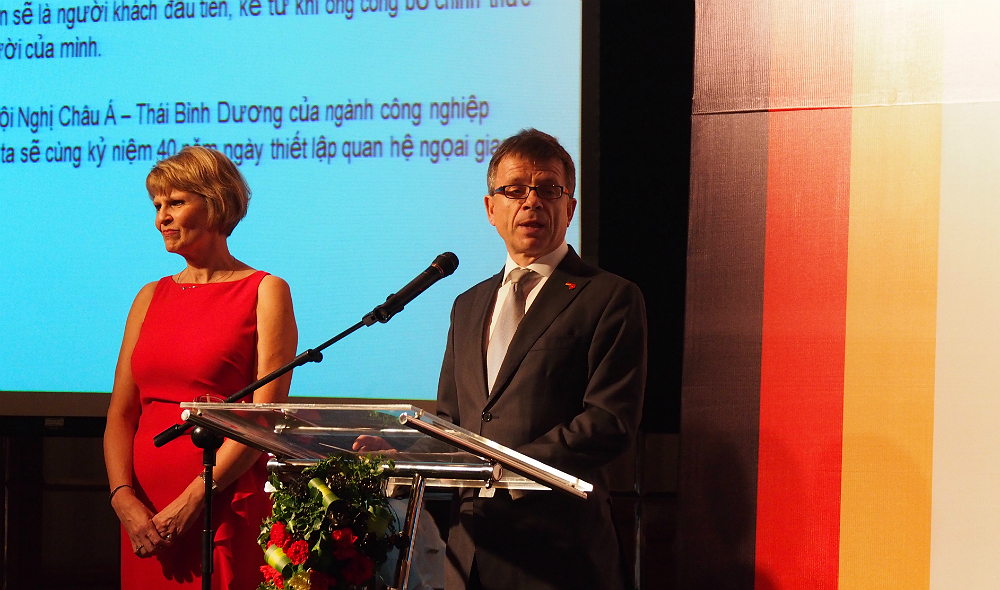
[146,146,250,237]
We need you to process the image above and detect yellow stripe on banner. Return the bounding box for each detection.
[851,0,943,107]
[840,104,940,590]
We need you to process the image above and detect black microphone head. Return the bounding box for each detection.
[432,252,459,276]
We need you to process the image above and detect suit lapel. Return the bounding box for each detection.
[486,254,591,406]
[470,271,503,400]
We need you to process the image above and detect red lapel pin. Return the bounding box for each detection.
[565,282,576,289]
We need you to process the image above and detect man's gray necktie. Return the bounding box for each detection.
[486,267,533,393]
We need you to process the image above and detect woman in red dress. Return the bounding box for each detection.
[104,146,298,589]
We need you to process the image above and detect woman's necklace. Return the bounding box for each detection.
[176,267,237,290]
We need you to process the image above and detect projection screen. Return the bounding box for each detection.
[0,0,583,399]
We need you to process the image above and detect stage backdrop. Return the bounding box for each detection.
[0,1,582,400]
[678,1,1000,589]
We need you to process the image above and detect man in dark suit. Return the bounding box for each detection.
[437,128,647,590]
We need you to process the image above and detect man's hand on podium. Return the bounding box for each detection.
[352,435,395,453]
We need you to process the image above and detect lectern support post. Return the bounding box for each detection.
[393,473,426,590]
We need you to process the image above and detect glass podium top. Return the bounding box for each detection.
[178,403,592,498]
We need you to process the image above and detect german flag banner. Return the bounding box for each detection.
[678,2,1000,589]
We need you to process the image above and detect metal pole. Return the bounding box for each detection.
[202,461,214,590]
[191,426,222,590]
[393,473,425,590]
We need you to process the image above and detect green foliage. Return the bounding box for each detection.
[257,454,402,589]
[261,455,396,549]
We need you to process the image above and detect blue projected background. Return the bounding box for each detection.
[0,0,582,399]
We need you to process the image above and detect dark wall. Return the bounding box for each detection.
[595,4,693,589]
[597,2,693,434]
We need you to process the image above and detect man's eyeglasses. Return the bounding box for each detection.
[493,185,567,200]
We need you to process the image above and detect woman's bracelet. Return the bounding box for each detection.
[109,484,133,502]
[198,472,218,491]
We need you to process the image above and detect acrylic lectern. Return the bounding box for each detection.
[177,402,593,590]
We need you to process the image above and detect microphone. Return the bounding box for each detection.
[368,252,459,323]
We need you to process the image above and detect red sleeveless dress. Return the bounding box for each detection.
[125,271,271,589]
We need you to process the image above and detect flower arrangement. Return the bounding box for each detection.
[258,454,401,590]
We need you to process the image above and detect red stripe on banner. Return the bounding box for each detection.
[754,109,851,590]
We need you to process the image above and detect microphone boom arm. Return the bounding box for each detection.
[152,252,459,448]
[154,320,362,447]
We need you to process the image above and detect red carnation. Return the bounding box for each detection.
[270,521,291,550]
[330,528,359,560]
[260,565,284,589]
[342,554,374,586]
[287,539,310,565]
[331,527,357,546]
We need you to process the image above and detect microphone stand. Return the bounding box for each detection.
[152,309,388,590]
[189,425,222,590]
